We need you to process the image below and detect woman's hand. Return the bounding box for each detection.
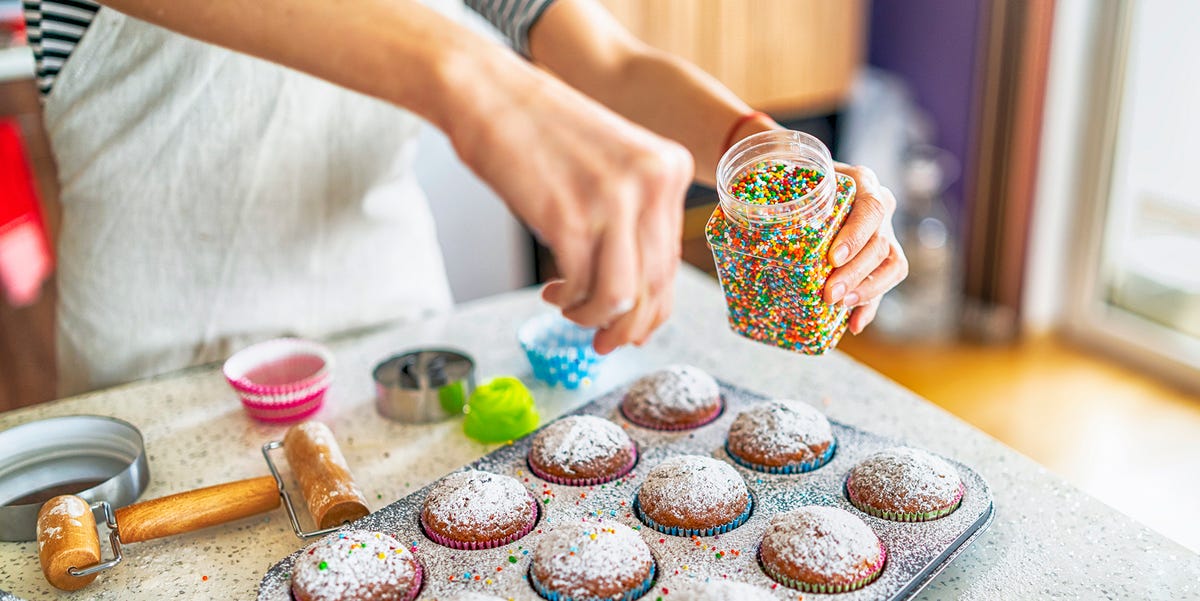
[823,164,909,334]
[445,54,693,354]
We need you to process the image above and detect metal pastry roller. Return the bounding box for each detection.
[35,421,368,591]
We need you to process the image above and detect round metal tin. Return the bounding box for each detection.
[373,349,475,423]
[0,415,150,542]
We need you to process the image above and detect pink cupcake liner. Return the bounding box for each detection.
[528,444,638,487]
[223,338,335,395]
[420,494,539,550]
[845,476,966,522]
[619,398,724,432]
[402,559,424,601]
[241,391,326,423]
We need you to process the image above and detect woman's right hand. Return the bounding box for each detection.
[444,54,694,354]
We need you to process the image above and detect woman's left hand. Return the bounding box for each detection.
[822,163,909,335]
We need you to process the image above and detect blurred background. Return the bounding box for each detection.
[1,0,1197,550]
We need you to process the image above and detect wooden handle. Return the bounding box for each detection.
[37,495,101,591]
[112,475,280,544]
[284,421,369,529]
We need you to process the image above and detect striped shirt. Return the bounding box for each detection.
[22,0,556,96]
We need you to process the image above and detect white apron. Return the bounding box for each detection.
[45,5,457,396]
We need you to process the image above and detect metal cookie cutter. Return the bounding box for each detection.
[373,349,476,423]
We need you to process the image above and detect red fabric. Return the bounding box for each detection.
[0,119,53,306]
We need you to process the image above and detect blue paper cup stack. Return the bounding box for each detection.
[518,313,605,389]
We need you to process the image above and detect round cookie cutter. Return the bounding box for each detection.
[0,415,149,542]
[373,349,475,423]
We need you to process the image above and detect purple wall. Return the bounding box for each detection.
[867,0,984,226]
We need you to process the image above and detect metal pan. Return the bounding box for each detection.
[0,415,150,542]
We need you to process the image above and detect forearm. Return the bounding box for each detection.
[529,0,774,185]
[99,0,536,139]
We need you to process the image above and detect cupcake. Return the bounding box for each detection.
[758,506,886,593]
[420,470,537,549]
[291,530,422,601]
[846,447,965,522]
[437,594,506,601]
[656,577,777,601]
[528,415,637,486]
[620,365,722,430]
[529,522,655,601]
[634,455,751,537]
[726,400,836,473]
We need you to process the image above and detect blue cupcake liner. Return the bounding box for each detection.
[518,313,605,390]
[726,436,837,474]
[530,560,656,601]
[632,492,754,538]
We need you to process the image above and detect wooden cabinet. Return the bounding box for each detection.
[600,0,866,115]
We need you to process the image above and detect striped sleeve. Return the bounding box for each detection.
[22,0,101,96]
[463,0,557,57]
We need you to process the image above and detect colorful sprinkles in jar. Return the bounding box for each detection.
[706,130,855,354]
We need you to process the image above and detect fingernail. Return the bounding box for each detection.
[831,244,850,266]
[611,298,635,316]
[843,292,860,307]
[829,282,846,303]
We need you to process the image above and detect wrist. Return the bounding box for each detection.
[722,111,783,155]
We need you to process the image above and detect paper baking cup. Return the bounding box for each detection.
[223,338,335,422]
[618,398,724,432]
[759,540,886,593]
[725,437,837,474]
[633,492,753,538]
[420,494,539,550]
[528,444,638,487]
[402,559,424,601]
[530,560,656,601]
[845,477,967,522]
[518,313,605,389]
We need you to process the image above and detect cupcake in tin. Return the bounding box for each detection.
[846,447,965,522]
[529,522,656,601]
[620,365,722,430]
[725,399,836,474]
[528,415,638,486]
[291,530,422,601]
[758,506,886,593]
[634,455,752,537]
[420,470,538,550]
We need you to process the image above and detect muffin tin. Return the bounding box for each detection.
[258,380,994,600]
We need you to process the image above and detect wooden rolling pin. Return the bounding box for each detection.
[36,420,367,591]
[37,477,278,590]
[283,421,370,529]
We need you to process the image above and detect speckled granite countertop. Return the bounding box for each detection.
[1,268,1197,600]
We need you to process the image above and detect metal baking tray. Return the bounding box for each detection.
[259,381,994,600]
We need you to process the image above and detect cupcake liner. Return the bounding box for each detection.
[618,398,724,431]
[759,540,886,593]
[530,560,656,601]
[845,477,967,522]
[725,436,837,474]
[241,390,327,423]
[528,444,638,487]
[420,493,539,550]
[518,314,605,390]
[633,492,753,538]
[223,338,334,395]
[402,559,424,601]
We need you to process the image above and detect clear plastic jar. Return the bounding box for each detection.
[705,130,856,354]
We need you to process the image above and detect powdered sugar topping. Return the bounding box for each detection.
[762,506,882,580]
[290,530,417,601]
[623,365,720,420]
[728,400,833,459]
[422,470,530,536]
[849,447,963,512]
[532,521,652,600]
[638,456,748,523]
[661,577,778,601]
[530,416,632,476]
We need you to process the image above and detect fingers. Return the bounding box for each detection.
[540,220,595,309]
[563,214,639,328]
[828,165,895,268]
[844,243,908,306]
[848,297,880,335]
[824,232,891,305]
